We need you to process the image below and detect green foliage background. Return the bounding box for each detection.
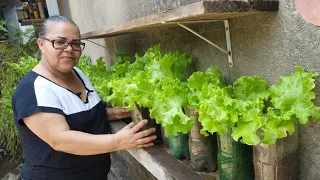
[0,19,39,155]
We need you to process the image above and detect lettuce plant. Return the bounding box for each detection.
[187,66,319,145]
[91,45,194,136]
[231,76,270,145]
[261,66,320,144]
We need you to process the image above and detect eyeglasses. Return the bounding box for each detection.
[41,37,85,51]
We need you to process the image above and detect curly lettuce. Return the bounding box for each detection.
[261,66,320,144]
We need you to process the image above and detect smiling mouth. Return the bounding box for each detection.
[62,57,75,60]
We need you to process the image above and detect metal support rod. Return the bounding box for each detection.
[84,39,115,52]
[177,22,229,55]
[224,20,233,67]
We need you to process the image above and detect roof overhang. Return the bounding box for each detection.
[0,0,22,7]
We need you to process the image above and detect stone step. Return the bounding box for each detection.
[1,164,22,180]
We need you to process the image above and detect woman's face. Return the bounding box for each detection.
[38,21,82,73]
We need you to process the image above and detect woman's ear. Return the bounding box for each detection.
[37,38,45,53]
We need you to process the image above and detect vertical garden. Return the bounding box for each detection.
[0,19,38,156]
[1,18,319,179]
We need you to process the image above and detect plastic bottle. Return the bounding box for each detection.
[23,7,29,19]
[217,129,254,180]
[185,106,217,172]
[32,3,39,19]
[27,3,34,19]
[130,103,162,144]
[169,133,190,160]
[37,0,46,19]
[253,127,298,180]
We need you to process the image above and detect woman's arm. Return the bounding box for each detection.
[23,112,156,156]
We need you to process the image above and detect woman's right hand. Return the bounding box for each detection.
[113,120,157,150]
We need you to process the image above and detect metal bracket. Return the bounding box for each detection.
[162,20,233,67]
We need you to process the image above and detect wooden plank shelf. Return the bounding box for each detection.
[109,121,213,180]
[20,19,45,26]
[81,0,279,40]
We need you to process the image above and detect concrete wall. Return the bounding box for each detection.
[2,5,19,36]
[65,0,202,65]
[65,0,320,179]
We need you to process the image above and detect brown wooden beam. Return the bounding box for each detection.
[109,121,206,180]
[81,0,279,40]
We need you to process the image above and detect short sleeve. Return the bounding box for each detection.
[12,75,65,126]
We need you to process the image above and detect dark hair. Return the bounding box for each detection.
[39,15,79,37]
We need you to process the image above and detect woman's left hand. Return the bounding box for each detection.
[106,106,131,121]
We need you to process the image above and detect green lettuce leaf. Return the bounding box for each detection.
[270,66,320,124]
[198,85,237,135]
[231,108,267,145]
[149,78,194,135]
[230,76,269,145]
[187,67,224,109]
[261,108,296,144]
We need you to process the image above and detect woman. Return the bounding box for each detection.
[12,16,156,180]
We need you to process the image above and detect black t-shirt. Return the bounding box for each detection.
[12,67,111,180]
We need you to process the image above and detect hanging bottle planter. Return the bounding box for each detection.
[169,133,191,160]
[253,127,298,180]
[217,128,254,180]
[131,103,162,144]
[185,106,217,172]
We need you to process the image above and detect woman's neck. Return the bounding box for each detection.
[34,58,74,82]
